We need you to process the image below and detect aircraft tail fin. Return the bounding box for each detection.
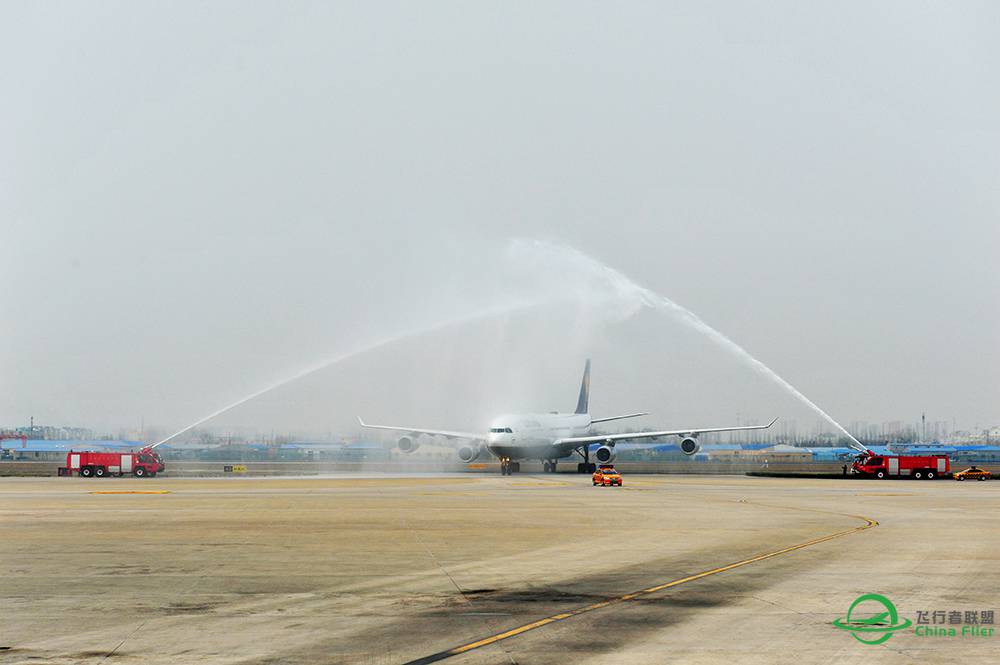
[575,359,591,414]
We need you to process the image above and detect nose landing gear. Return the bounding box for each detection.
[500,459,521,475]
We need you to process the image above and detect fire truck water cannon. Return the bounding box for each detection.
[140,446,166,469]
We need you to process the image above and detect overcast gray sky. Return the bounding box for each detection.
[3,2,998,437]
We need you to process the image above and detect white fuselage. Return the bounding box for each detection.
[485,412,592,460]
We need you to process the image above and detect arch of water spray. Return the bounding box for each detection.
[154,239,863,453]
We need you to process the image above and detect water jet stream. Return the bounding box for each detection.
[150,298,544,448]
[511,239,865,451]
[154,239,864,453]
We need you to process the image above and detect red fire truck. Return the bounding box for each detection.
[851,450,949,479]
[58,447,165,478]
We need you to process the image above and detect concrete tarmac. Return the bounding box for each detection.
[0,474,997,664]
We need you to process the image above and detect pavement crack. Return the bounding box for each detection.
[387,488,519,664]
[101,619,147,661]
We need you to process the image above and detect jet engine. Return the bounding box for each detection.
[594,445,617,464]
[458,444,484,463]
[398,436,420,453]
[680,436,700,456]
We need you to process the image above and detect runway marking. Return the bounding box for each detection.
[856,492,912,496]
[509,481,573,487]
[417,492,491,497]
[402,512,878,665]
[89,490,171,494]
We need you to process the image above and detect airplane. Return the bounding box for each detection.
[359,359,777,475]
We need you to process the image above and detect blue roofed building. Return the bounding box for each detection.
[277,440,390,462]
[0,439,144,461]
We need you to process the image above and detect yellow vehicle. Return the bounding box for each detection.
[592,465,623,487]
[954,466,991,481]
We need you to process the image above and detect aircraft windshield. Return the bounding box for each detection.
[489,428,513,434]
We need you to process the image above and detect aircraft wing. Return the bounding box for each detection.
[589,412,649,424]
[357,417,484,442]
[552,418,778,449]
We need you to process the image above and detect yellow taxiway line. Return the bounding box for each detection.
[89,490,171,494]
[404,512,878,664]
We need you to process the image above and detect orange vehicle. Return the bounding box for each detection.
[592,465,622,487]
[953,466,991,481]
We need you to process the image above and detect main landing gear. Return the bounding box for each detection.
[542,460,558,473]
[574,445,597,474]
[500,459,520,475]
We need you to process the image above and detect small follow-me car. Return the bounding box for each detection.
[592,465,623,487]
[953,466,991,481]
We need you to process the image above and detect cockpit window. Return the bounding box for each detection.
[489,427,514,434]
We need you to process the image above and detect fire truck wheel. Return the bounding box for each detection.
[134,467,146,478]
[94,467,106,477]
[875,471,885,479]
[914,471,923,480]
[926,471,935,479]
[80,467,93,477]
